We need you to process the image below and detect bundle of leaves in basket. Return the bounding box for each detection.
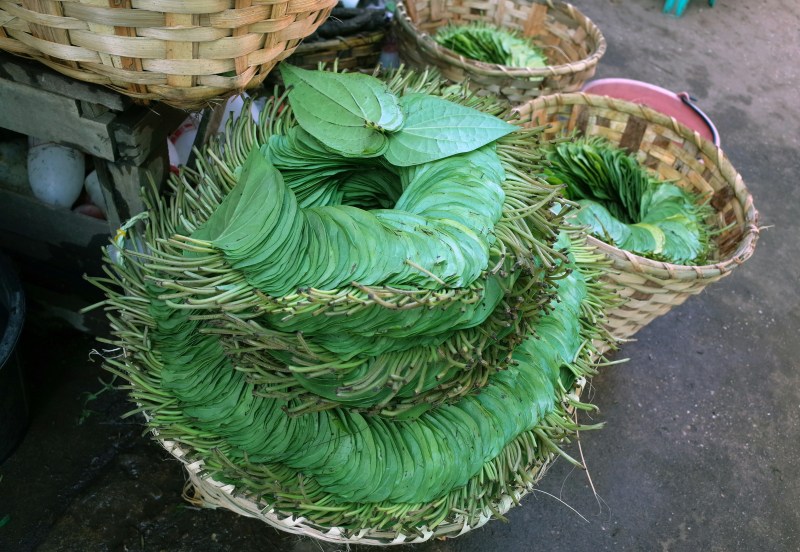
[394,0,606,104]
[542,136,716,266]
[513,94,759,343]
[434,22,549,71]
[89,65,617,544]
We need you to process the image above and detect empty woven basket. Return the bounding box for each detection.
[394,0,606,104]
[513,93,760,342]
[0,0,338,109]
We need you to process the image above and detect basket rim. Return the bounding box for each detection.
[515,92,760,282]
[395,0,607,78]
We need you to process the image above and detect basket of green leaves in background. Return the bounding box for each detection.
[513,93,759,343]
[394,0,606,104]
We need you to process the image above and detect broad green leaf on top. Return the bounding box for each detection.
[279,65,404,157]
[658,220,703,264]
[384,93,516,167]
[290,96,390,158]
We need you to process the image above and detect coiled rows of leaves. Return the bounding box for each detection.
[542,136,715,265]
[92,66,615,537]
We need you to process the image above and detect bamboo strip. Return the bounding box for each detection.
[1,1,85,29]
[233,0,252,75]
[66,3,164,26]
[108,0,147,94]
[164,11,196,87]
[77,1,116,77]
[133,0,230,15]
[21,0,79,67]
[138,26,228,42]
[208,6,270,28]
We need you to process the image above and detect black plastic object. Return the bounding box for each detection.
[303,7,388,42]
[0,252,27,463]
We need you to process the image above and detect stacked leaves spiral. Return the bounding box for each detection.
[94,66,615,539]
[543,136,714,265]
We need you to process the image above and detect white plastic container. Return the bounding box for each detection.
[26,138,85,208]
[169,114,202,167]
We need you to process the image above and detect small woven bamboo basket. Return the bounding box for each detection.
[0,0,339,109]
[394,0,605,104]
[513,93,759,342]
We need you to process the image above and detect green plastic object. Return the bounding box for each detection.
[663,0,715,17]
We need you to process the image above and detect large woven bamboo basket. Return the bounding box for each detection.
[165,440,551,545]
[0,0,338,109]
[394,0,605,104]
[513,93,760,342]
[154,378,586,546]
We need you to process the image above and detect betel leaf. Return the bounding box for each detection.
[622,223,666,256]
[384,93,516,167]
[658,219,703,263]
[280,65,404,131]
[435,22,547,70]
[279,65,404,157]
[573,200,631,246]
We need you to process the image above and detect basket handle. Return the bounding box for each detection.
[677,92,720,147]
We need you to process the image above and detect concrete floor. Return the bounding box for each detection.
[1,0,799,550]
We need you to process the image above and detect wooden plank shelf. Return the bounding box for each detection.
[0,187,109,251]
[0,51,188,332]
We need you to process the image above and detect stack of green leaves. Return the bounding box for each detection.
[434,22,548,68]
[157,65,576,416]
[92,66,615,537]
[543,136,714,265]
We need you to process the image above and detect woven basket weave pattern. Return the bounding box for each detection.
[394,0,605,103]
[513,93,759,341]
[0,0,338,108]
